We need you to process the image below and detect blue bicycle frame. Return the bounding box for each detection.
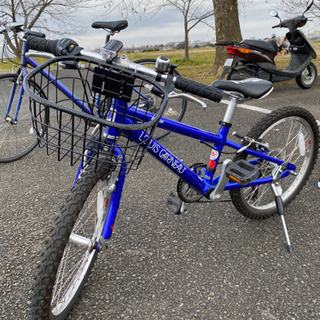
[94,96,296,250]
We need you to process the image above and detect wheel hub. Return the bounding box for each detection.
[5,116,16,124]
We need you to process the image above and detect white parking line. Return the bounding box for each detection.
[222,99,320,126]
[237,103,272,114]
[221,99,271,114]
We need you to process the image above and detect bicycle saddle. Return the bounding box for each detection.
[211,78,273,99]
[91,20,128,33]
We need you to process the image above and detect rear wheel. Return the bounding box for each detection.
[230,106,319,219]
[296,62,317,89]
[0,73,46,162]
[134,58,187,139]
[30,164,115,319]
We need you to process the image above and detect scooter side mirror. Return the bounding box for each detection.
[269,9,279,18]
[303,0,314,15]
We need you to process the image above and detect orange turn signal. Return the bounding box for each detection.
[237,48,252,54]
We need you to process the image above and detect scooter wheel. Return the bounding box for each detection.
[296,62,317,89]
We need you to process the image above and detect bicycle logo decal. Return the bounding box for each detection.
[148,140,186,174]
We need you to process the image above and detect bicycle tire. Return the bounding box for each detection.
[230,106,319,219]
[0,73,46,162]
[134,58,187,139]
[30,164,115,320]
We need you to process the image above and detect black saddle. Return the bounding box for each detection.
[211,78,273,99]
[91,20,128,33]
[241,39,278,53]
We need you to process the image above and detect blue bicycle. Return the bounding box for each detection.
[23,23,319,320]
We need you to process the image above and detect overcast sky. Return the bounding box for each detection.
[62,0,319,49]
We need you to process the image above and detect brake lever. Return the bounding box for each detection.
[168,91,207,109]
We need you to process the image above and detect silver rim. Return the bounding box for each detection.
[241,116,314,211]
[51,181,107,316]
[300,66,315,86]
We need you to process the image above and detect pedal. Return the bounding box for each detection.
[166,191,188,215]
[226,160,259,186]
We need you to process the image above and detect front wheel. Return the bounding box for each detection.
[230,106,319,219]
[0,73,46,162]
[134,58,187,139]
[30,164,116,319]
[296,62,317,89]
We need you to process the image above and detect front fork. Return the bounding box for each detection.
[5,69,25,123]
[96,165,125,251]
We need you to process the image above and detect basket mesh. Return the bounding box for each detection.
[25,56,167,172]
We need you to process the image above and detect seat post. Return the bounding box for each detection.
[104,30,113,44]
[223,92,244,124]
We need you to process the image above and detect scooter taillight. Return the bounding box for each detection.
[227,46,245,58]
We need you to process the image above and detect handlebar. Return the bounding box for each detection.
[26,35,224,103]
[27,36,81,56]
[174,77,223,102]
[0,22,46,38]
[272,15,308,30]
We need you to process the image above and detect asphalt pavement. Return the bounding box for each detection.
[1,79,320,320]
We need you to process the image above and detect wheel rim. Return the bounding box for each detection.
[300,66,315,86]
[51,181,107,316]
[241,116,314,211]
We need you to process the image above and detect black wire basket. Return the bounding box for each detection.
[24,55,168,173]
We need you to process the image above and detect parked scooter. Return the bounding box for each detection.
[217,0,318,89]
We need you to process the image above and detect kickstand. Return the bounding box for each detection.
[271,164,293,253]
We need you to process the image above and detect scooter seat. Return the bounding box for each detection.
[211,78,273,99]
[241,39,278,53]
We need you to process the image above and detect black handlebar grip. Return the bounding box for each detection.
[26,36,80,56]
[27,36,59,55]
[174,76,223,103]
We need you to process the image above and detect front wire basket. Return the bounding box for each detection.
[24,56,168,173]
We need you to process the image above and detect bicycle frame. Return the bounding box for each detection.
[94,96,296,250]
[18,45,297,252]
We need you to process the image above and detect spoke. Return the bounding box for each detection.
[53,246,90,304]
[249,184,271,207]
[73,199,96,232]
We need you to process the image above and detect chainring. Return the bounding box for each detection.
[177,163,207,203]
